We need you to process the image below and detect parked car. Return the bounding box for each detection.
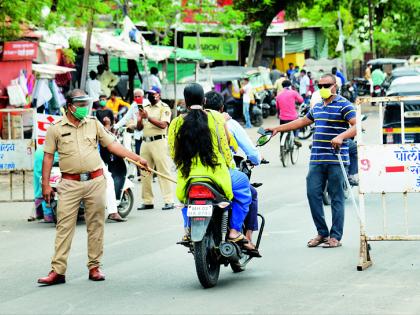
[382,67,420,90]
[382,77,420,144]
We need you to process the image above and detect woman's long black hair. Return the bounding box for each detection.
[173,109,219,178]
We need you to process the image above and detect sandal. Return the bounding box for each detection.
[228,233,249,244]
[322,238,342,248]
[176,234,191,248]
[307,235,329,248]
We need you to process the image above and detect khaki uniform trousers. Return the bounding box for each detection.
[52,175,106,274]
[140,139,173,204]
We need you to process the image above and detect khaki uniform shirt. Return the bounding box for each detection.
[142,101,171,137]
[44,114,115,174]
[274,77,286,95]
[364,67,372,80]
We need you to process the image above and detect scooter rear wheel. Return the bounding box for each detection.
[193,230,220,288]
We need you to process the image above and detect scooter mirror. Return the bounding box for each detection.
[256,132,272,147]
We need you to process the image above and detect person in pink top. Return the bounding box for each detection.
[275,79,304,144]
[276,80,304,122]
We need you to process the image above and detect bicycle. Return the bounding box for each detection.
[279,130,299,167]
[296,102,314,140]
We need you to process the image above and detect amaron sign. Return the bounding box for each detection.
[183,36,238,61]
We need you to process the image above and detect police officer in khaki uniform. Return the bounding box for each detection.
[38,89,148,286]
[137,86,174,210]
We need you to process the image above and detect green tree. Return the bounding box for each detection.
[129,0,180,45]
[0,0,50,41]
[233,0,309,67]
[372,0,420,56]
[298,0,354,58]
[298,0,420,58]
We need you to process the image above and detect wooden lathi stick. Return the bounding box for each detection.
[125,157,177,184]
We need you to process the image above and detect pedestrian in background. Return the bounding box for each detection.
[114,88,150,155]
[286,63,295,80]
[299,69,310,99]
[106,90,130,117]
[136,86,174,211]
[364,64,373,95]
[143,67,162,91]
[97,64,119,98]
[332,67,345,92]
[85,71,102,109]
[240,77,253,129]
[270,65,282,84]
[273,73,286,95]
[267,74,356,249]
[38,89,148,286]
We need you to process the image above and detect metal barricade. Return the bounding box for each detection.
[0,108,35,202]
[356,95,420,270]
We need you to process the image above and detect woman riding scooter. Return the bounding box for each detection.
[168,83,252,247]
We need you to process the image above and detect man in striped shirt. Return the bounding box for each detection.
[267,74,356,248]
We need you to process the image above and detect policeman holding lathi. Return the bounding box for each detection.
[38,89,148,286]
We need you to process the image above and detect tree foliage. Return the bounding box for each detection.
[1,0,113,41]
[129,0,180,45]
[298,0,420,57]
[233,0,309,66]
[298,0,354,58]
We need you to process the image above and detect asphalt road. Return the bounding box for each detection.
[1,111,420,315]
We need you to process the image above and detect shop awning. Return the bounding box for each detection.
[32,64,76,75]
[152,46,206,61]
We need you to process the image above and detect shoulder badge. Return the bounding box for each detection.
[51,118,63,125]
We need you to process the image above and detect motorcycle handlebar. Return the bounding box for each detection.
[245,159,270,166]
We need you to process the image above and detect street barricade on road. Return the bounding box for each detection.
[355,95,420,270]
[0,108,36,202]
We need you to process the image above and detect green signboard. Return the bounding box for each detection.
[183,36,238,61]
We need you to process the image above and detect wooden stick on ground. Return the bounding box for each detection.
[125,157,177,184]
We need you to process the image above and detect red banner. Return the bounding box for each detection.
[2,41,38,61]
[181,0,233,23]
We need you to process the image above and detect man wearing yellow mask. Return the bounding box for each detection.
[266,74,356,249]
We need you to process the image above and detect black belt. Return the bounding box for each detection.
[142,135,166,142]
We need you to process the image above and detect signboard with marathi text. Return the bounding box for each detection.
[358,144,420,193]
[2,41,38,61]
[183,36,238,61]
[36,114,61,146]
[0,140,34,171]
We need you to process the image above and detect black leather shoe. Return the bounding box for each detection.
[137,204,154,210]
[162,203,174,210]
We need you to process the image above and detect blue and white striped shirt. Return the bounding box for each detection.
[306,95,356,165]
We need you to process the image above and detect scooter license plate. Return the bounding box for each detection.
[187,205,213,217]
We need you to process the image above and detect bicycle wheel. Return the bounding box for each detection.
[290,141,299,165]
[279,133,290,167]
[297,126,312,140]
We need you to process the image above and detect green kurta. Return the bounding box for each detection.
[168,110,233,203]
